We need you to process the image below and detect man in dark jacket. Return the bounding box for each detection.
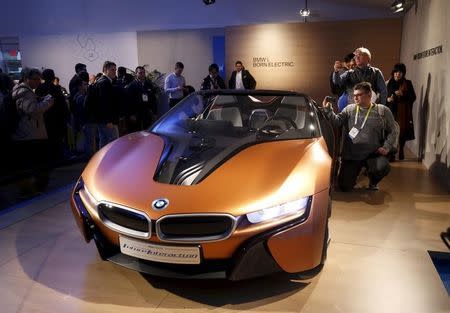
[201,63,226,90]
[228,61,256,90]
[94,61,120,148]
[126,66,156,131]
[69,63,87,97]
[35,68,69,162]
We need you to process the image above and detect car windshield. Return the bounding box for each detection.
[150,92,320,185]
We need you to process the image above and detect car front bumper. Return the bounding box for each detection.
[71,183,329,280]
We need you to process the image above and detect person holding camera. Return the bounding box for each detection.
[11,68,55,194]
[332,47,387,105]
[323,82,398,191]
[12,68,54,142]
[201,63,226,90]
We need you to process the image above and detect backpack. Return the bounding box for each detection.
[0,90,21,140]
[377,104,400,154]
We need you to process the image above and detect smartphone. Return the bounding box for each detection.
[325,96,336,104]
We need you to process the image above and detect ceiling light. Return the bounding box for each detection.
[299,0,310,21]
[391,0,405,13]
[299,8,310,17]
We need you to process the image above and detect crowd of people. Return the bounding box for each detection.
[0,59,256,194]
[0,47,416,194]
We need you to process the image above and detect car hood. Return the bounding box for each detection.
[81,131,331,218]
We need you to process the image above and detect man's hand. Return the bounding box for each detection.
[377,147,389,156]
[322,97,333,109]
[395,90,403,96]
[387,96,394,103]
[334,61,342,72]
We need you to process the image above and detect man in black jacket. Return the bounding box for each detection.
[126,66,156,131]
[201,63,226,90]
[69,63,87,97]
[94,61,120,148]
[35,69,69,162]
[228,61,256,90]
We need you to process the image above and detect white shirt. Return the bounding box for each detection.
[235,71,244,90]
[164,72,186,99]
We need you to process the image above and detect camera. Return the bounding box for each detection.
[325,96,336,104]
[203,0,215,5]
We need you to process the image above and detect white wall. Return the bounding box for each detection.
[137,29,224,91]
[20,32,139,89]
[400,0,450,190]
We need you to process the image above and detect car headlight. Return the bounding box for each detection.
[246,197,309,224]
[79,182,98,209]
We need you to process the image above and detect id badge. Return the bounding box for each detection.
[349,127,359,140]
[142,94,149,102]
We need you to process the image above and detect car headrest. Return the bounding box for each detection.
[274,107,306,129]
[249,109,270,129]
[207,107,243,127]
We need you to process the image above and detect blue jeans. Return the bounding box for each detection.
[98,124,119,149]
[83,123,98,157]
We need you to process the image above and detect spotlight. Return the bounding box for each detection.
[299,0,310,21]
[299,8,310,17]
[391,0,404,13]
[203,0,215,5]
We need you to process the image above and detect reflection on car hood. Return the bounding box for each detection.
[81,131,331,218]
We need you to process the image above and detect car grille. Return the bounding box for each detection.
[156,214,236,242]
[98,203,150,234]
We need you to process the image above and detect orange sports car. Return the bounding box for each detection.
[71,90,335,280]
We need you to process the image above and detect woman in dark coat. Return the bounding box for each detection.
[386,63,416,160]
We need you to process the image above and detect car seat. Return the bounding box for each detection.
[206,107,243,127]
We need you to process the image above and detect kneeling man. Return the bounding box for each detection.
[323,82,398,191]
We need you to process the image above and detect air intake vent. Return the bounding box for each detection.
[156,214,236,243]
[98,203,150,236]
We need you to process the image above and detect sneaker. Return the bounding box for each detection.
[367,184,379,191]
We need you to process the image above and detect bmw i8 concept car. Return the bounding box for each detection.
[71,90,335,280]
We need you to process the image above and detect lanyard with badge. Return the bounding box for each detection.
[349,104,373,140]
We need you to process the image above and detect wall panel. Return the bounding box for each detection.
[400,0,449,191]
[137,29,224,91]
[225,19,402,102]
[20,32,138,89]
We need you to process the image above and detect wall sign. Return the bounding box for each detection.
[252,57,295,68]
[413,45,443,60]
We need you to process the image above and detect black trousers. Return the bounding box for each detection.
[169,98,182,109]
[338,155,390,191]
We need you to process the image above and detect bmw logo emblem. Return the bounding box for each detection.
[152,198,169,210]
